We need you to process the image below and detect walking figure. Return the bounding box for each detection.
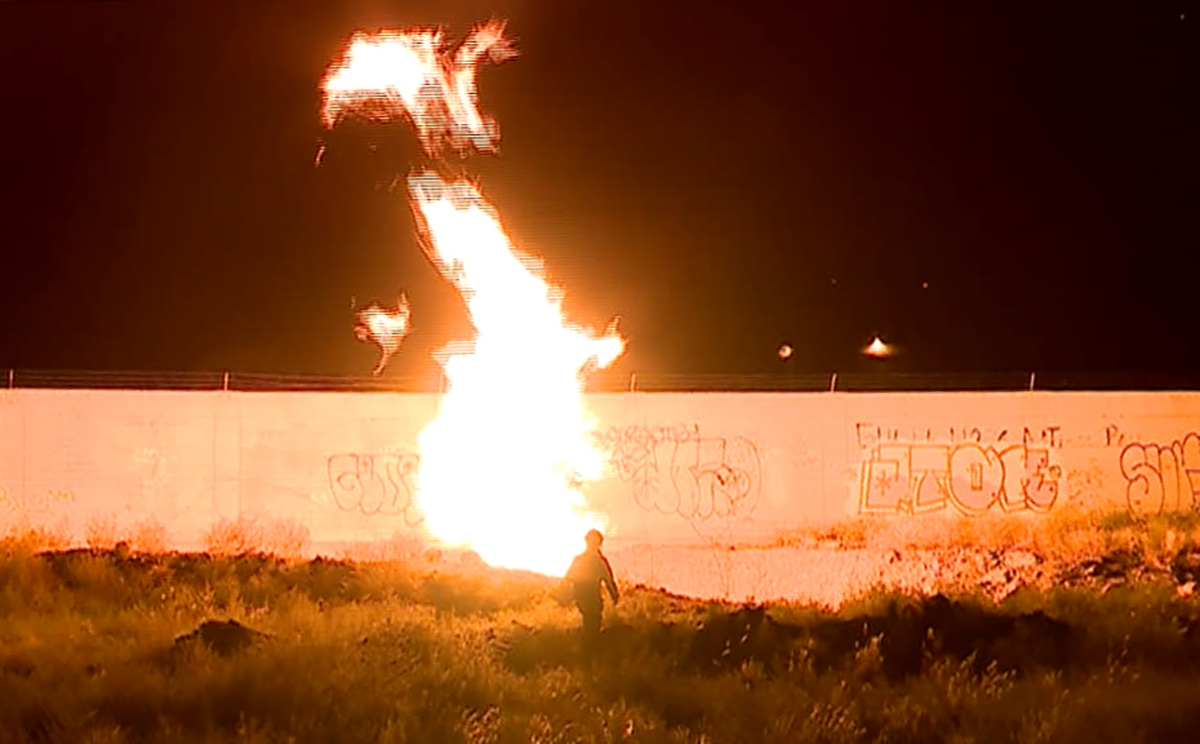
[565,529,619,640]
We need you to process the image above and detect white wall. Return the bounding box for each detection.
[2,389,1198,551]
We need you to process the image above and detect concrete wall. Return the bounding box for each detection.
[2,389,1198,551]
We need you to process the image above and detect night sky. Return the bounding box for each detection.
[0,0,1195,383]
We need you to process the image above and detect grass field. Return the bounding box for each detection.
[3,516,1200,743]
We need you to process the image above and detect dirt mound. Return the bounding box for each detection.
[31,548,367,605]
[685,605,801,672]
[682,595,1076,679]
[173,619,269,657]
[501,594,1079,681]
[867,594,1074,680]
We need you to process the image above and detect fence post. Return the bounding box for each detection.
[629,372,637,393]
[7,369,12,389]
[222,372,230,392]
[1028,372,1036,392]
[829,372,838,392]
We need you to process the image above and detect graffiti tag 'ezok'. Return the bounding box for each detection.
[326,453,424,525]
[859,442,1061,515]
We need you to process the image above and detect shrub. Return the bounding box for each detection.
[202,516,311,559]
[128,518,169,554]
[259,519,311,558]
[84,513,120,550]
[1,522,70,554]
[203,516,265,556]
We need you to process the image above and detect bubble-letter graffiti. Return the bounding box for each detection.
[598,424,762,526]
[326,453,424,525]
[1119,433,1200,516]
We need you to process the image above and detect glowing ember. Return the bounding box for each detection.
[354,294,411,375]
[408,171,625,574]
[321,20,517,156]
[322,22,626,575]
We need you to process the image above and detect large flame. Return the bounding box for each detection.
[409,171,624,574]
[321,21,516,156]
[321,22,625,576]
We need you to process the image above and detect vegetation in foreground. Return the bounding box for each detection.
[3,524,1200,743]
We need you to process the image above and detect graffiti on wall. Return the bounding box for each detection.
[856,423,1062,515]
[597,424,762,524]
[0,487,76,513]
[1118,433,1200,516]
[326,453,424,525]
[855,423,1063,450]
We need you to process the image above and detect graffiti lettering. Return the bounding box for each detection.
[0,488,76,513]
[597,424,762,524]
[1119,433,1200,516]
[855,423,1061,450]
[859,441,1061,515]
[326,453,424,525]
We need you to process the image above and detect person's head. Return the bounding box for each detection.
[585,529,604,551]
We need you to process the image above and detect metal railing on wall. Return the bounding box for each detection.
[4,368,1200,393]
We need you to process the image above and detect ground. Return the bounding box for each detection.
[3,512,1200,743]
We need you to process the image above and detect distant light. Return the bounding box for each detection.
[865,336,892,358]
[921,281,929,290]
[778,344,793,360]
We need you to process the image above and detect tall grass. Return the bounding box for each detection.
[2,529,1200,742]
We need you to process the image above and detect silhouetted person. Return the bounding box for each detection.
[566,529,619,642]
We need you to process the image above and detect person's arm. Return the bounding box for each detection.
[559,555,580,595]
[565,555,583,583]
[601,555,619,604]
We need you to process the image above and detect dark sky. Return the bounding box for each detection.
[0,0,1196,381]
